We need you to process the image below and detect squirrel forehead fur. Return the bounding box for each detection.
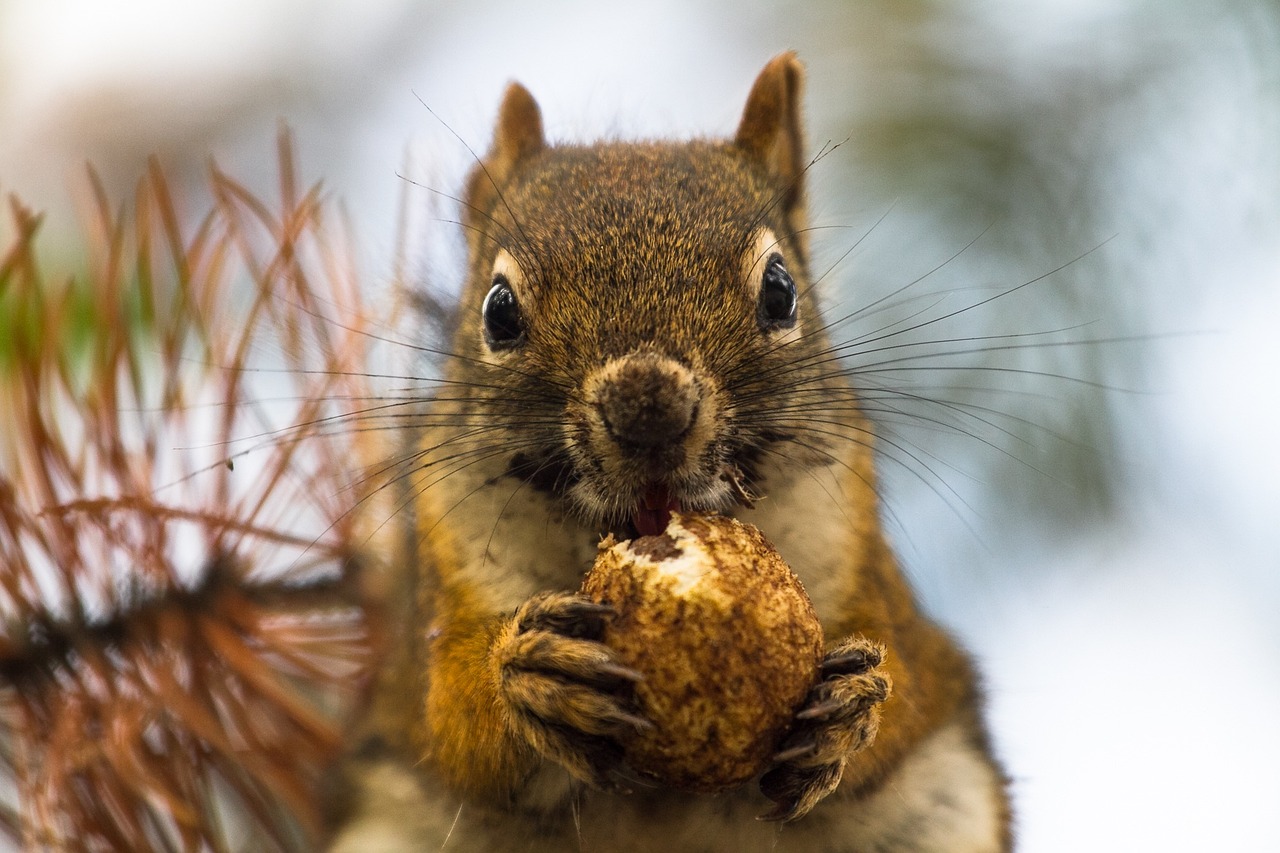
[460,140,811,366]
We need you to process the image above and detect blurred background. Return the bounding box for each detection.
[2,0,1277,849]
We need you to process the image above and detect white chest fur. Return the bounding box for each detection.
[735,455,866,630]
[331,715,1006,852]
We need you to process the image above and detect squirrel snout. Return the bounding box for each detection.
[585,353,716,473]
[570,351,725,514]
[596,355,700,449]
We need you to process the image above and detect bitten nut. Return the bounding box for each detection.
[582,513,824,792]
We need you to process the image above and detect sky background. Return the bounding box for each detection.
[2,1,1279,849]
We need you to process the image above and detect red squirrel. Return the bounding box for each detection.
[329,52,1011,852]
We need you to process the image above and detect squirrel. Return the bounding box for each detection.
[327,52,1012,852]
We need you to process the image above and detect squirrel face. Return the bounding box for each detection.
[450,55,834,536]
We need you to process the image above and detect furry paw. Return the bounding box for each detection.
[494,591,649,790]
[758,636,891,822]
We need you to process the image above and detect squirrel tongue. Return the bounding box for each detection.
[633,485,680,538]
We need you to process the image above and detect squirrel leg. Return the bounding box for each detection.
[758,636,892,822]
[492,591,650,790]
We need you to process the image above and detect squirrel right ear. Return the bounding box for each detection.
[464,82,547,243]
[734,52,806,218]
[489,82,547,171]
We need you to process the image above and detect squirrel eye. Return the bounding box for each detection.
[758,254,797,329]
[482,275,525,348]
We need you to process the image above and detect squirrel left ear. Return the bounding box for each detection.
[734,51,806,219]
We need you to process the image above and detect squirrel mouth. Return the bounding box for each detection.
[632,484,681,538]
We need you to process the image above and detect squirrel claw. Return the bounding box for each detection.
[516,593,614,638]
[794,697,848,722]
[596,660,645,685]
[819,643,882,677]
[496,591,647,788]
[759,636,891,821]
[770,739,818,765]
[758,762,844,823]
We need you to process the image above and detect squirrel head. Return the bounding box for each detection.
[449,53,840,535]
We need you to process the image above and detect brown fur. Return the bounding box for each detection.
[328,52,1012,852]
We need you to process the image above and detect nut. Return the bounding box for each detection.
[582,512,823,792]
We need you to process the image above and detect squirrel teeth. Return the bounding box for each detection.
[633,485,681,537]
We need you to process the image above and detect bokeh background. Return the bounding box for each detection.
[2,1,1277,849]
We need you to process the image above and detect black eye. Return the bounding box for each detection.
[482,275,525,348]
[758,254,797,329]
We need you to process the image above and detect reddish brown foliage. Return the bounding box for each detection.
[0,133,388,851]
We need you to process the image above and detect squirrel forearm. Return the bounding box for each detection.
[838,619,977,797]
[418,609,539,801]
[823,539,980,798]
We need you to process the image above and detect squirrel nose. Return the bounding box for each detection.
[595,353,700,450]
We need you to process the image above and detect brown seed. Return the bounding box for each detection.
[583,512,824,792]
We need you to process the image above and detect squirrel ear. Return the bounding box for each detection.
[734,52,806,215]
[491,81,546,169]
[464,82,547,255]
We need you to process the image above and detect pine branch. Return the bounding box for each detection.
[0,131,393,851]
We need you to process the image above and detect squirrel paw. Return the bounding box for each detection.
[758,636,891,822]
[494,591,649,790]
